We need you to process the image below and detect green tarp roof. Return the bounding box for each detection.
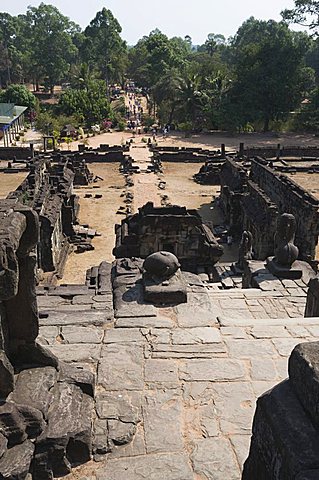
[0,103,27,126]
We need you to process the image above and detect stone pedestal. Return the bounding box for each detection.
[267,257,315,283]
[266,257,302,279]
[143,270,187,305]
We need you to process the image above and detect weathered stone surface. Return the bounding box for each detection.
[61,325,104,344]
[243,380,319,479]
[35,383,92,477]
[98,345,144,390]
[199,405,219,437]
[0,432,7,458]
[140,328,171,344]
[289,342,319,430]
[172,327,221,344]
[210,382,255,434]
[0,351,14,399]
[226,339,275,358]
[115,316,173,328]
[272,338,301,357]
[108,419,136,446]
[47,344,101,363]
[37,326,59,345]
[176,304,218,327]
[143,390,183,454]
[9,367,57,418]
[49,285,90,296]
[115,303,156,318]
[39,310,106,326]
[191,437,240,480]
[37,296,69,308]
[0,401,28,447]
[229,434,251,470]
[98,452,193,480]
[251,358,277,381]
[109,424,146,458]
[16,404,45,438]
[151,343,226,358]
[179,359,246,382]
[58,362,95,397]
[0,440,34,479]
[250,326,288,338]
[72,295,94,305]
[96,391,141,424]
[145,359,179,385]
[103,328,142,344]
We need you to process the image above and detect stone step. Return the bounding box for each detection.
[39,310,107,326]
[218,316,317,327]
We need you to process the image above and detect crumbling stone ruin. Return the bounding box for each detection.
[113,202,223,273]
[7,157,80,278]
[243,342,319,479]
[0,200,94,479]
[220,155,319,261]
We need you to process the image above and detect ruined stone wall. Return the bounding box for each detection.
[250,160,319,259]
[113,203,223,271]
[0,146,33,160]
[220,158,248,237]
[241,181,278,259]
[7,157,77,275]
[245,145,319,158]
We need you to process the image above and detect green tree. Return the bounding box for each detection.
[294,86,319,131]
[0,13,16,86]
[0,84,36,109]
[59,79,112,126]
[24,3,79,93]
[226,18,313,131]
[282,0,319,35]
[201,33,226,57]
[83,8,127,90]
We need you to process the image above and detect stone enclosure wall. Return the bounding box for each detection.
[250,160,319,260]
[220,156,319,261]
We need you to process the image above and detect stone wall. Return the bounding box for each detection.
[241,181,278,259]
[250,160,319,259]
[245,145,319,159]
[7,157,78,276]
[152,146,219,163]
[0,146,33,160]
[220,158,248,237]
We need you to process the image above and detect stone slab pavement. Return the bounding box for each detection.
[38,283,318,480]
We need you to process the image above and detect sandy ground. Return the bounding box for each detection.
[61,163,125,284]
[61,142,239,284]
[0,161,28,199]
[1,128,318,283]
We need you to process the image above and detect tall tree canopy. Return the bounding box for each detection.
[282,0,319,34]
[83,8,127,88]
[224,18,313,131]
[23,3,79,92]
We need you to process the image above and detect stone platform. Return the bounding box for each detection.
[36,261,317,480]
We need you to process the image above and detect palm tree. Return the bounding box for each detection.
[175,73,206,129]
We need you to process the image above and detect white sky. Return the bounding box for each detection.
[3,0,305,44]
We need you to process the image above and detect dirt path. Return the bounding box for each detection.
[61,163,125,284]
[130,143,161,211]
